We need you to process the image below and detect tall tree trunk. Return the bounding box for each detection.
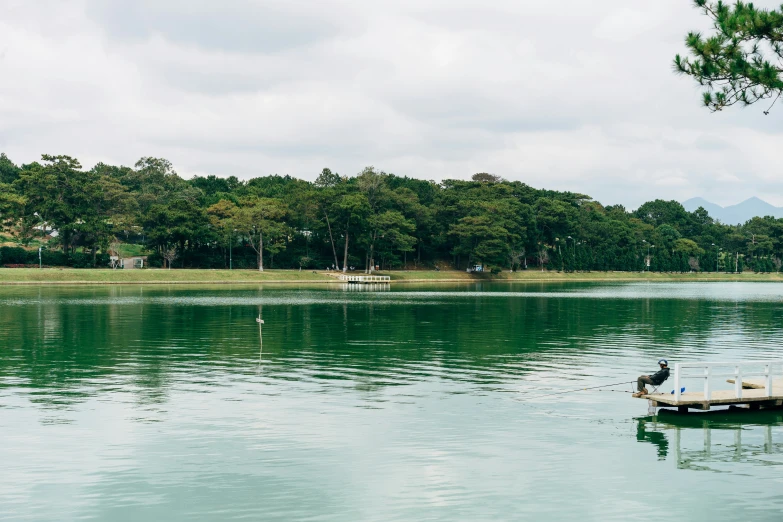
[259,232,264,271]
[342,231,349,273]
[368,230,376,273]
[324,211,340,269]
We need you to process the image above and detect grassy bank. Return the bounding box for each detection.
[0,268,334,284]
[0,268,782,285]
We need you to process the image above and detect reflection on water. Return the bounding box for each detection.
[1,283,783,521]
[338,282,392,292]
[637,410,783,471]
[638,417,671,460]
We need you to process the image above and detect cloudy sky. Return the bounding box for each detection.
[1,0,781,208]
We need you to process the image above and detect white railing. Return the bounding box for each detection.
[338,275,391,283]
[673,360,783,401]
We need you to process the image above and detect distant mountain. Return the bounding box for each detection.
[683,197,783,224]
[682,197,724,219]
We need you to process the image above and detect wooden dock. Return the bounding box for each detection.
[639,360,783,413]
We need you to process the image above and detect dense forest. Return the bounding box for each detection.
[0,153,781,273]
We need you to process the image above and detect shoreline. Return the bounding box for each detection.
[1,268,782,285]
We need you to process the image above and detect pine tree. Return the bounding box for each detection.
[675,1,783,112]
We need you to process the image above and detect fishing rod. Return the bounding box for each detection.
[518,381,635,401]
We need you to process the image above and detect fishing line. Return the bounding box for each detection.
[510,396,595,419]
[508,381,637,420]
[516,381,635,401]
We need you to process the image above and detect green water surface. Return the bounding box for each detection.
[1,282,781,521]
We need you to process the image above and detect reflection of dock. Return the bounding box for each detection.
[637,411,782,471]
[338,275,391,285]
[339,283,391,292]
[641,360,783,413]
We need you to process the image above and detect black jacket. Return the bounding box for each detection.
[649,367,670,385]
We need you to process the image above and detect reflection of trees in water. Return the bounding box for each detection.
[2,285,783,408]
[636,411,783,472]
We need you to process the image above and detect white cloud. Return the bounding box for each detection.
[593,8,662,43]
[654,175,690,188]
[0,0,780,208]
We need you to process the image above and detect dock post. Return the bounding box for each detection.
[704,365,711,401]
[674,364,681,402]
[765,363,773,397]
[734,365,742,399]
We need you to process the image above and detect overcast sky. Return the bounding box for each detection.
[1,0,781,208]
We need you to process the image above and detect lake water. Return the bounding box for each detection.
[1,282,782,521]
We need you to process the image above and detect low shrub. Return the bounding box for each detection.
[0,246,27,264]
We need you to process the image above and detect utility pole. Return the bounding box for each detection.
[567,236,575,271]
[712,243,718,272]
[650,245,655,271]
[230,229,237,270]
[556,238,563,271]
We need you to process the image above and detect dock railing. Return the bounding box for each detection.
[673,360,783,401]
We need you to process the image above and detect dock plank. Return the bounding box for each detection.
[640,379,783,408]
[725,377,780,389]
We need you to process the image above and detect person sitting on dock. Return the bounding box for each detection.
[632,359,670,398]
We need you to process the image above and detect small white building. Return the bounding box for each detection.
[110,256,147,269]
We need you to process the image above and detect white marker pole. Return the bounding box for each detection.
[256,315,265,374]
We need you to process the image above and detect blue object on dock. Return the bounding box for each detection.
[671,387,685,394]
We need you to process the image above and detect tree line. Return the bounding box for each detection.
[1,153,782,273]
